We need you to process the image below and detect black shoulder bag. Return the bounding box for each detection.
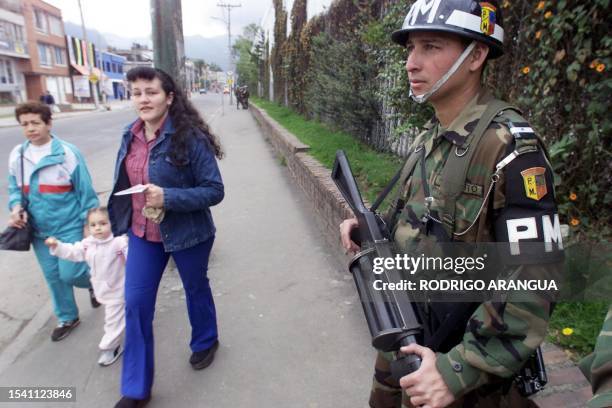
[0,147,34,251]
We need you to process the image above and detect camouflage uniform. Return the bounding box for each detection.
[370,90,559,407]
[580,304,612,408]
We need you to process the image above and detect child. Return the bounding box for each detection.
[45,207,128,366]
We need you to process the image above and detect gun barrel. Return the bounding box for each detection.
[333,150,422,359]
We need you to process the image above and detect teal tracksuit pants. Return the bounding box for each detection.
[32,229,91,323]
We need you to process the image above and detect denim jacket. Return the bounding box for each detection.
[108,118,224,252]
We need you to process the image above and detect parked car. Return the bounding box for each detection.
[199,88,207,94]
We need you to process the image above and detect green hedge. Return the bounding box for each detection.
[245,0,611,240]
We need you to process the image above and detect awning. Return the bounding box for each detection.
[70,63,101,77]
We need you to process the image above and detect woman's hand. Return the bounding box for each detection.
[339,218,360,254]
[8,205,27,229]
[144,184,165,208]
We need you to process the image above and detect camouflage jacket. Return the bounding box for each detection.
[580,304,612,408]
[389,90,561,398]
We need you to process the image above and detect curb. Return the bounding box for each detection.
[0,104,132,129]
[249,102,593,407]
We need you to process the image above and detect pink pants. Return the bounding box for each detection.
[99,302,125,351]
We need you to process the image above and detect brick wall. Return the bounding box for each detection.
[250,105,353,260]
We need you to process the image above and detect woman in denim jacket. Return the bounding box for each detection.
[108,67,224,408]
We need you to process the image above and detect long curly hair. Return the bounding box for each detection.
[126,67,223,161]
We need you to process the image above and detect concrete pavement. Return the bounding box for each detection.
[0,94,374,407]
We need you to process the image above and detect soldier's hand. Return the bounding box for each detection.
[8,205,27,229]
[339,218,360,254]
[399,344,455,408]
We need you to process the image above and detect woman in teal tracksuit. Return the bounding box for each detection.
[7,102,99,341]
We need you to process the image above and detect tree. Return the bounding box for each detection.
[208,62,223,72]
[232,24,261,92]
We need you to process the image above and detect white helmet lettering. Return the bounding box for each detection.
[405,0,442,26]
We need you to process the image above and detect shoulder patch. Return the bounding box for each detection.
[520,167,548,201]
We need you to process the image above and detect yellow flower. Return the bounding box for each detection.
[544,11,553,18]
[536,1,545,10]
[569,192,577,201]
[535,30,542,40]
[570,218,580,226]
[596,63,606,72]
[562,327,574,336]
[522,66,531,74]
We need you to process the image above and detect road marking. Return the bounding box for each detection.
[205,106,224,125]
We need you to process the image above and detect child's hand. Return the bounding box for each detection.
[45,237,59,249]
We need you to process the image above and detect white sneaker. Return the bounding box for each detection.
[97,345,123,366]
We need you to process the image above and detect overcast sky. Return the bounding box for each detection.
[45,0,271,39]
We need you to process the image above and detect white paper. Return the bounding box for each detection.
[114,184,147,196]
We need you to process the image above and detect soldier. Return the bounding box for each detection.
[580,304,612,408]
[340,1,563,407]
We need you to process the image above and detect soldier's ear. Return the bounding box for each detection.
[469,43,489,72]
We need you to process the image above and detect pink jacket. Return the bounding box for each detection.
[51,235,128,304]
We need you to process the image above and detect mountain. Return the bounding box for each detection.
[63,22,232,71]
[184,35,231,71]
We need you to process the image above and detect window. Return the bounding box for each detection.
[54,47,66,65]
[0,58,15,84]
[37,43,52,66]
[0,20,24,42]
[48,16,62,36]
[33,9,47,33]
[14,24,24,42]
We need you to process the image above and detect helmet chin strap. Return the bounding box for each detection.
[410,41,476,104]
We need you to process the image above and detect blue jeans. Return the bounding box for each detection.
[121,232,217,399]
[32,231,91,323]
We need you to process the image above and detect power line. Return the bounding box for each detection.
[217,2,241,104]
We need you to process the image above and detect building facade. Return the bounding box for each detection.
[20,0,72,103]
[66,34,101,102]
[0,0,29,104]
[97,50,125,100]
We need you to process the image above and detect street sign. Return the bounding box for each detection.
[89,73,99,83]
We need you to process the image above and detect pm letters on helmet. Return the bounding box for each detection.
[405,0,443,25]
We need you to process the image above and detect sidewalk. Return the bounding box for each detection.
[0,95,373,407]
[0,99,132,128]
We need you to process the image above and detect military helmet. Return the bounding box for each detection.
[391,0,505,59]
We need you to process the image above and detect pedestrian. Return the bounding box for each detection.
[45,207,128,367]
[7,102,100,342]
[339,1,563,407]
[40,90,59,113]
[108,67,224,408]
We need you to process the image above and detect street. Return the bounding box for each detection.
[0,94,374,407]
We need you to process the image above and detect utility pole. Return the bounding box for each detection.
[151,0,186,93]
[217,2,241,104]
[77,0,100,109]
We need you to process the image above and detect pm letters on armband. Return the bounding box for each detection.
[506,213,563,255]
